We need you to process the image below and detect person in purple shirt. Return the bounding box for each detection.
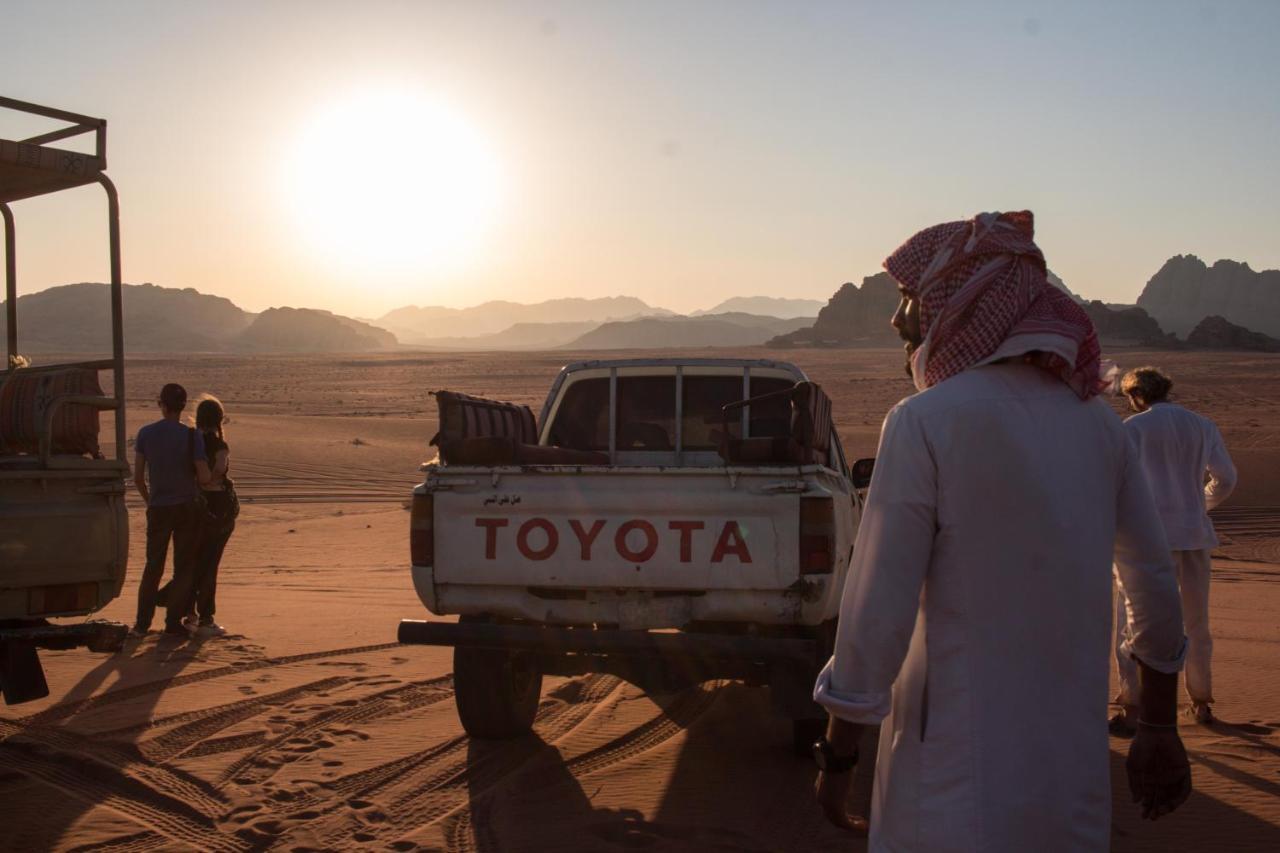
[131,383,211,636]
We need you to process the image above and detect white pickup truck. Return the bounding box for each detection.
[399,358,871,749]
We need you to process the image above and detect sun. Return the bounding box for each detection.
[282,89,502,275]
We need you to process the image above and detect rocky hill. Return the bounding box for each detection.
[1185,315,1280,352]
[768,273,901,347]
[1,283,396,353]
[1137,256,1280,337]
[236,308,397,352]
[1081,301,1178,348]
[378,296,672,343]
[563,313,812,350]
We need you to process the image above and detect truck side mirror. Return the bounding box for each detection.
[851,457,875,490]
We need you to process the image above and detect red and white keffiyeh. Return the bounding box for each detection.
[883,210,1105,399]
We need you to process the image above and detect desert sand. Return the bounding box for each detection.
[2,347,1278,851]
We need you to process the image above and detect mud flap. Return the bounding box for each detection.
[0,641,50,705]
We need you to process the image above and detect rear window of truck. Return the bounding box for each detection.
[548,375,793,452]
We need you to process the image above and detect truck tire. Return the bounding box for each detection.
[792,717,827,758]
[453,641,543,739]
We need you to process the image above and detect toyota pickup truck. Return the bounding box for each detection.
[399,358,871,749]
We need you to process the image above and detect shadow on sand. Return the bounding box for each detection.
[450,681,874,852]
[446,679,1280,852]
[0,631,213,850]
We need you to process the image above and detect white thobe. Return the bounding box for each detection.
[1114,401,1236,705]
[1123,402,1237,550]
[814,363,1186,853]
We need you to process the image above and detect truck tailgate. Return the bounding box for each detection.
[432,469,801,591]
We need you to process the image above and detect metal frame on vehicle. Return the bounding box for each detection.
[0,95,126,468]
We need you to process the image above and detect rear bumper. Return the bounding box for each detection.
[400,619,814,661]
[411,564,834,628]
[0,620,128,652]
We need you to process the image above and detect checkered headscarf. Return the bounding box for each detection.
[883,211,1103,399]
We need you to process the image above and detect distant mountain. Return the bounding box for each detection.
[1185,315,1280,352]
[406,321,602,351]
[1081,301,1178,348]
[769,273,901,347]
[692,296,826,319]
[771,269,1087,348]
[1,282,253,353]
[1137,256,1280,337]
[562,313,813,350]
[235,308,397,352]
[378,296,674,343]
[1,283,396,353]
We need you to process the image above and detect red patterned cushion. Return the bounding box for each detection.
[0,368,103,456]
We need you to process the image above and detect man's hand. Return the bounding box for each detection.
[814,770,867,834]
[1126,726,1192,820]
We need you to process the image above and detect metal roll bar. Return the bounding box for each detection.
[1,97,126,465]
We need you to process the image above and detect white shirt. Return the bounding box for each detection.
[814,363,1186,853]
[1123,402,1236,550]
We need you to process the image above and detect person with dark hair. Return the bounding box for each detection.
[131,383,211,636]
[811,212,1190,849]
[182,396,236,637]
[1112,367,1236,731]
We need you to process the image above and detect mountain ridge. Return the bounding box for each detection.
[1137,255,1280,337]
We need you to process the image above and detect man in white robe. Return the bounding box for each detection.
[1112,366,1236,729]
[811,212,1191,851]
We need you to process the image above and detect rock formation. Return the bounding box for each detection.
[1185,315,1280,352]
[1081,301,1179,348]
[1137,256,1280,337]
[768,273,901,347]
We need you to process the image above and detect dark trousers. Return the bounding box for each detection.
[192,517,235,623]
[136,501,201,631]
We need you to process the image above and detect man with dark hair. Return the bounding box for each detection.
[131,383,211,637]
[812,212,1190,850]
[1113,367,1236,730]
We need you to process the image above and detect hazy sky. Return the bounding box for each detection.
[3,1,1278,318]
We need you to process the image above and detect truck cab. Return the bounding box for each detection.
[0,96,130,704]
[400,358,868,748]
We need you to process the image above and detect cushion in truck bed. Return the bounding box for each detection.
[0,368,102,456]
[430,390,537,447]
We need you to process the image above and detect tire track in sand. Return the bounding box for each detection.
[286,674,624,849]
[138,676,352,762]
[0,740,244,853]
[66,830,176,853]
[0,719,226,818]
[219,674,455,785]
[20,642,402,725]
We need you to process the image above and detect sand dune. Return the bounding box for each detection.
[2,348,1278,851]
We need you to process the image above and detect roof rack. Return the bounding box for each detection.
[1,96,125,465]
[0,95,107,204]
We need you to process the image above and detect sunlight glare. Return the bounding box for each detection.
[283,89,502,276]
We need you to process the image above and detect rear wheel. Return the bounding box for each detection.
[452,619,543,739]
[792,717,827,758]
